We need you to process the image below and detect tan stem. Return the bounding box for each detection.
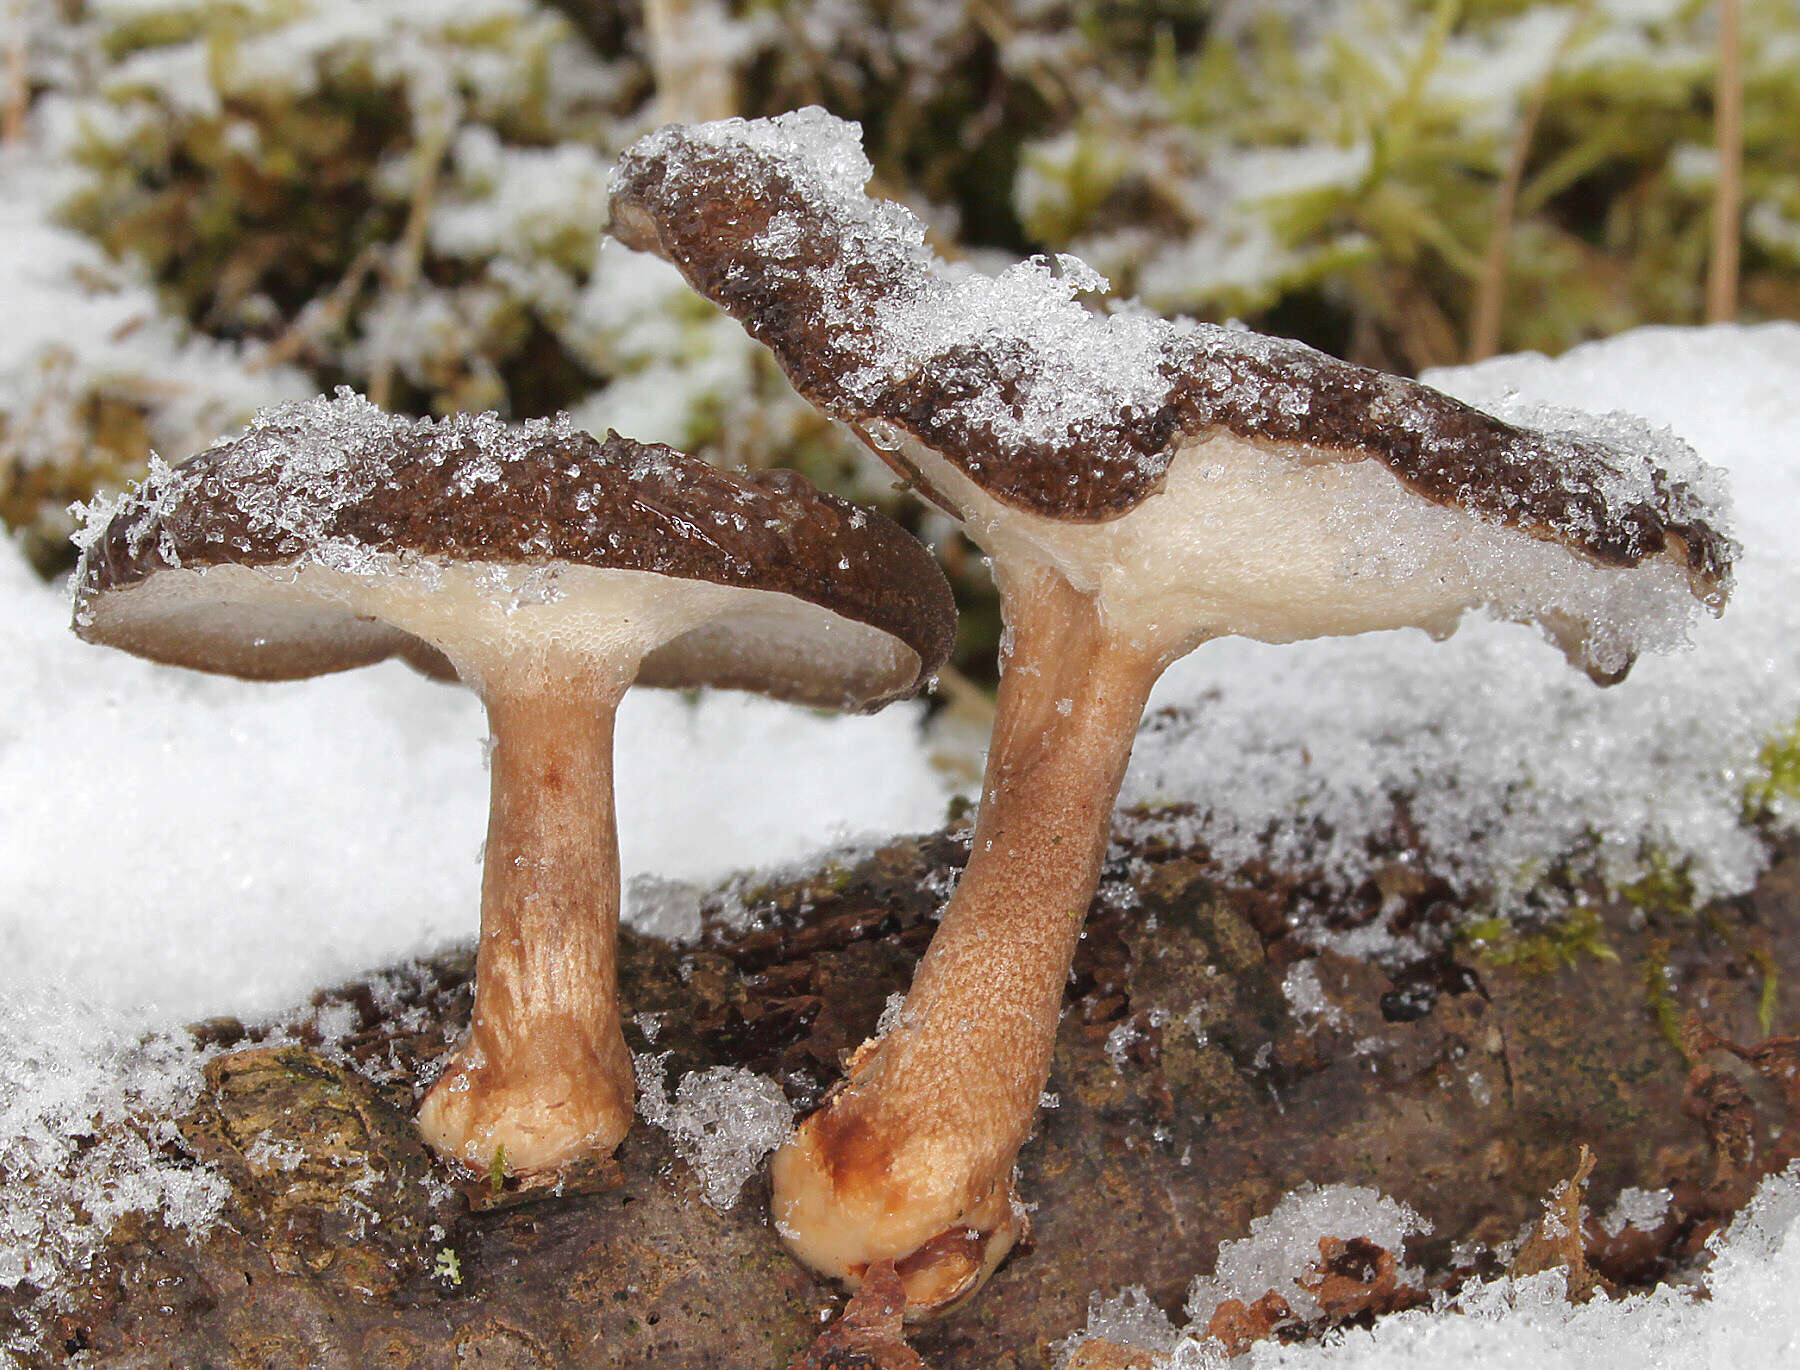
[417,663,637,1174]
[772,568,1164,1309]
[1706,0,1743,324]
[901,573,1161,1128]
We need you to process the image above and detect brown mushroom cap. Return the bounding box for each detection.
[611,114,1732,584]
[609,109,1736,681]
[73,392,955,709]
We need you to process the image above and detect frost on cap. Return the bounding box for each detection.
[72,391,954,709]
[609,109,1733,606]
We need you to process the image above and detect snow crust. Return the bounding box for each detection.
[0,993,227,1292]
[641,109,1182,465]
[1126,325,1800,918]
[72,390,588,583]
[1069,1167,1800,1368]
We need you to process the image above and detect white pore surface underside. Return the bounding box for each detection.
[902,427,1696,679]
[86,559,919,703]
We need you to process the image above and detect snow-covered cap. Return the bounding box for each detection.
[610,109,1735,681]
[72,391,955,708]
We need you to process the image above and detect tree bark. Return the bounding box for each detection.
[10,817,1800,1368]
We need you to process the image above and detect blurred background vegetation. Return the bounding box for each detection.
[2,0,1795,684]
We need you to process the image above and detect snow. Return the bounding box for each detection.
[634,1055,794,1211]
[0,991,228,1293]
[1184,1185,1428,1326]
[86,0,569,116]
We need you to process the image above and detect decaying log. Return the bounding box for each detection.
[8,814,1799,1368]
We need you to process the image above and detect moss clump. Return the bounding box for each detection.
[1617,851,1698,921]
[1015,0,1800,373]
[1642,938,1689,1059]
[1460,904,1617,974]
[1745,716,1800,822]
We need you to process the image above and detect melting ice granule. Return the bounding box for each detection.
[1281,961,1346,1032]
[1056,1285,1185,1364]
[635,1055,794,1211]
[876,991,906,1036]
[1601,1186,1673,1238]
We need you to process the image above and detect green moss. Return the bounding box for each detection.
[1617,851,1698,920]
[1750,945,1781,1036]
[1460,905,1617,974]
[1013,0,1800,371]
[1744,716,1800,820]
[1642,939,1690,1060]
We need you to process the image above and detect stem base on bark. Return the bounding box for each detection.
[771,570,1162,1312]
[416,659,636,1175]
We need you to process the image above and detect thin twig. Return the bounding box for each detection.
[1705,0,1743,324]
[1468,2,1591,362]
[248,245,383,374]
[929,661,997,732]
[369,113,453,410]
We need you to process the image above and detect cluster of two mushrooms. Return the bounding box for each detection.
[75,106,1734,1321]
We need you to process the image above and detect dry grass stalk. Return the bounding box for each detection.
[369,113,453,410]
[1705,0,1744,324]
[646,0,738,125]
[249,246,383,375]
[3,0,27,147]
[1468,2,1591,362]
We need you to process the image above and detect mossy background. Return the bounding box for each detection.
[5,0,1797,682]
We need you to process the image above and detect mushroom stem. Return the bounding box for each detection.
[771,567,1164,1312]
[417,655,638,1175]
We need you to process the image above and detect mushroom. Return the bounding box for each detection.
[72,391,955,1175]
[609,109,1737,1310]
